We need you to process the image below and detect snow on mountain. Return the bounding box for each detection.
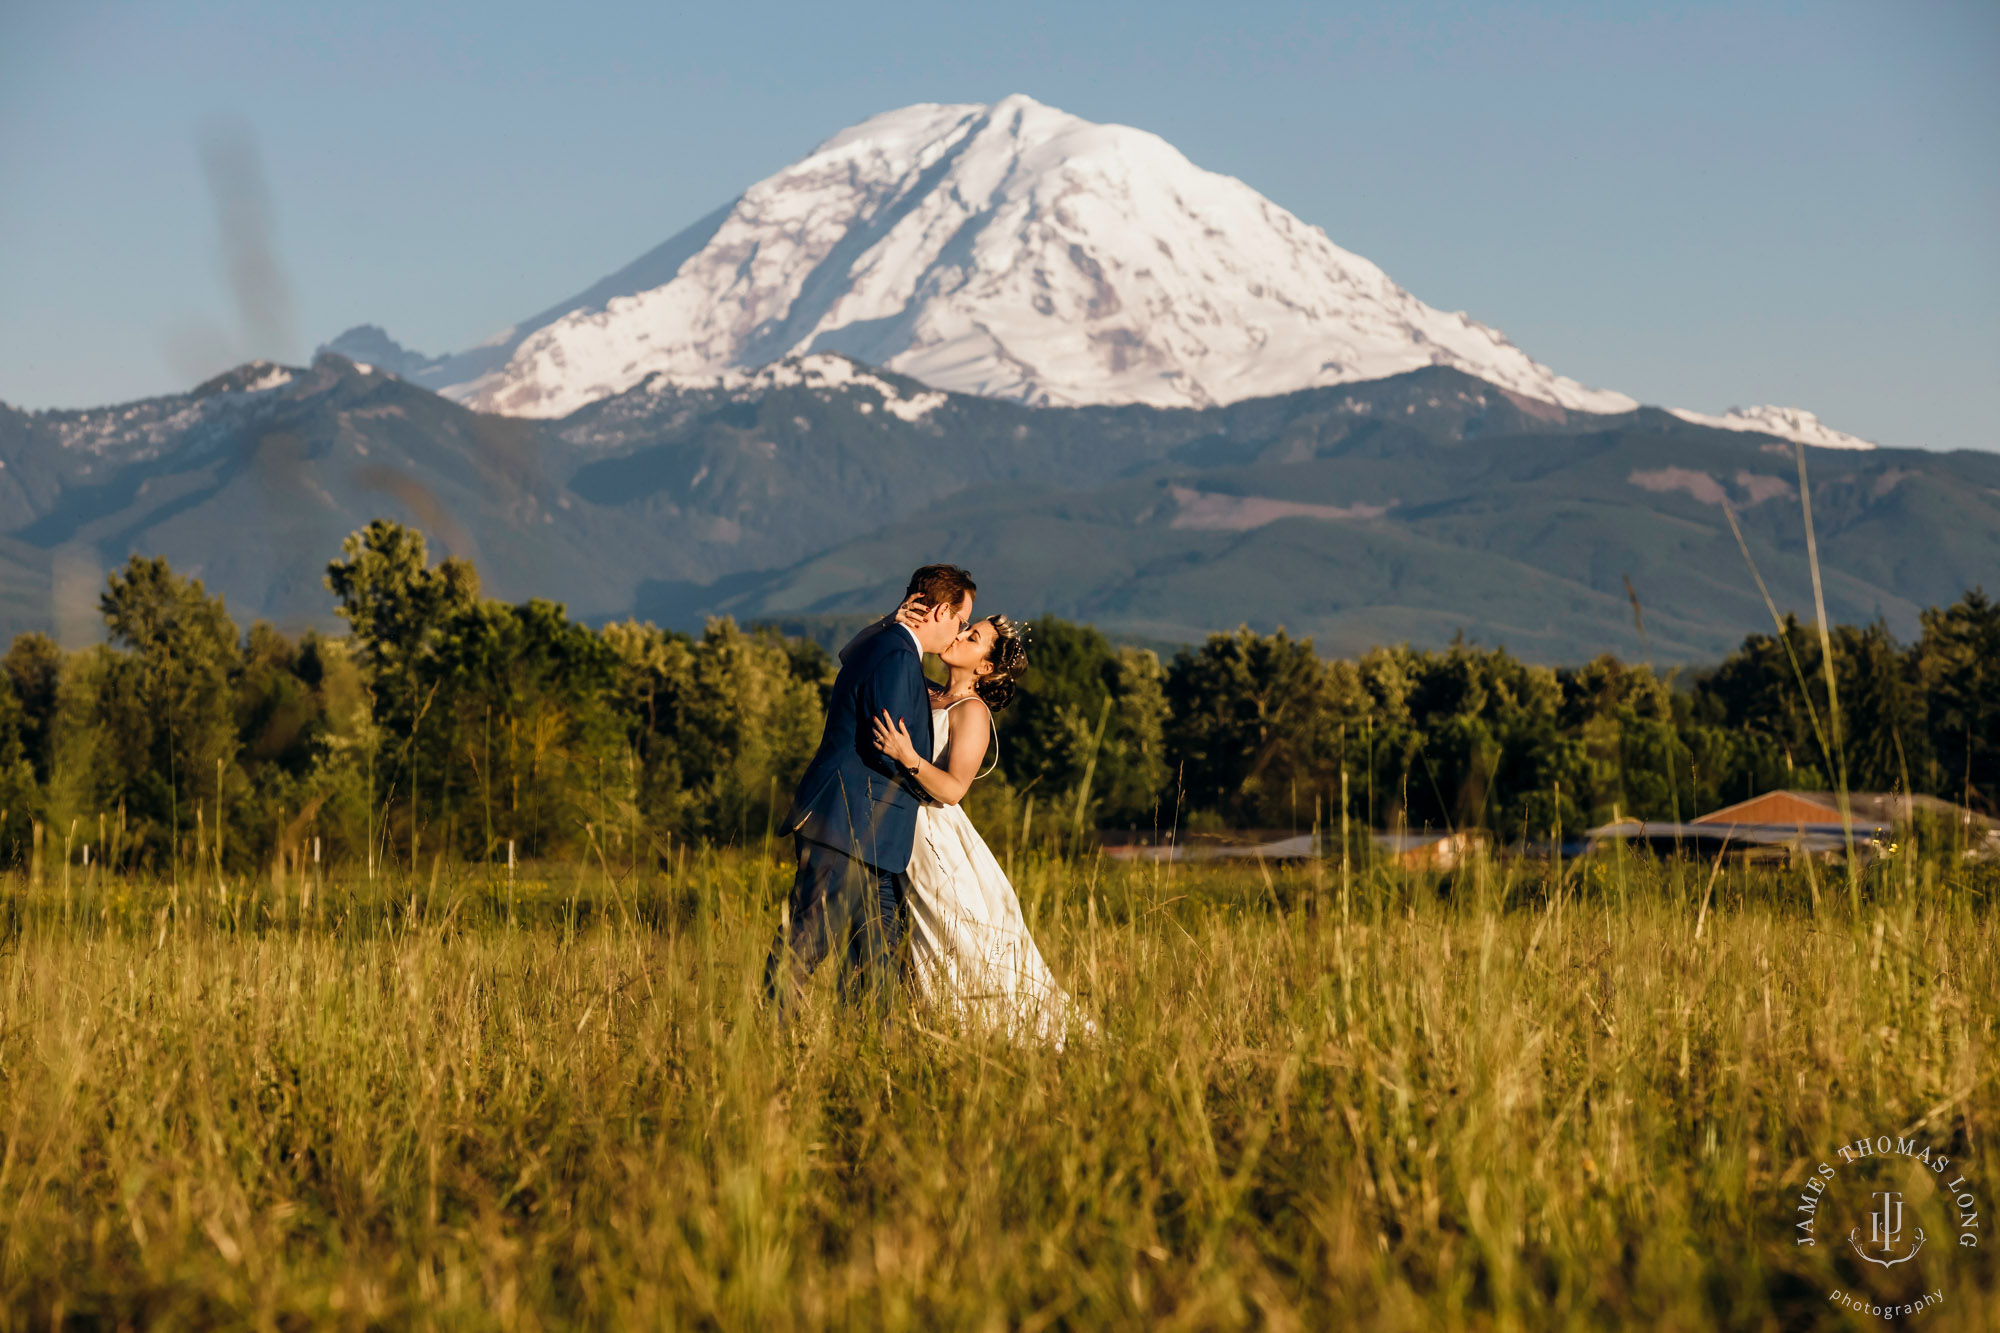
[326,95,1878,452]
[445,95,1638,420]
[1668,405,1877,451]
[712,353,949,422]
[40,360,301,464]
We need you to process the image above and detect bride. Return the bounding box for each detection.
[866,614,1093,1049]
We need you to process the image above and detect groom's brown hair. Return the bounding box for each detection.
[904,563,977,612]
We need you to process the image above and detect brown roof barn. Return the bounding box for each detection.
[1588,789,1998,864]
[1692,790,1990,829]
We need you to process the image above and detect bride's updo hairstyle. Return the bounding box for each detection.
[975,615,1030,712]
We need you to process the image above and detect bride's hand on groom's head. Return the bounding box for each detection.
[891,593,926,628]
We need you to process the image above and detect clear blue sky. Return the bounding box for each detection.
[2,0,1995,449]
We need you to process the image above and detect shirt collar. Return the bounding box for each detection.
[899,621,923,657]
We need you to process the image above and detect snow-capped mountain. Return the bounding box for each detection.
[352,96,1633,420]
[1668,405,1876,451]
[326,94,1887,451]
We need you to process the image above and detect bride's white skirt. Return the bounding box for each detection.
[903,802,1093,1050]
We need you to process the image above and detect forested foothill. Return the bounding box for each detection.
[0,519,1991,876]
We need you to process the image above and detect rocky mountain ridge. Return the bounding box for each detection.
[2,353,1985,661]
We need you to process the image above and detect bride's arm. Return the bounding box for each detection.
[871,702,990,807]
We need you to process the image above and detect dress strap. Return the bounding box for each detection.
[977,720,1000,781]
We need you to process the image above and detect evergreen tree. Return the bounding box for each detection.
[1165,627,1355,827]
[1916,588,2000,812]
[97,556,242,869]
[1002,618,1169,829]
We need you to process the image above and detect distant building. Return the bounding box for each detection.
[1375,829,1491,870]
[1588,789,1997,862]
[1097,830,1320,863]
[1692,790,1988,831]
[1098,827,1491,867]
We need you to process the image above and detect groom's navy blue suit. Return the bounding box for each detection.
[765,618,934,1018]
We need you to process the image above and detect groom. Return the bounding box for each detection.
[764,564,977,1020]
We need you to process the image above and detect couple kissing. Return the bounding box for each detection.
[763,564,1092,1048]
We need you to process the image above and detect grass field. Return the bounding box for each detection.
[0,846,1994,1329]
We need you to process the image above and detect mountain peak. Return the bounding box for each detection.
[191,359,299,399]
[1669,404,1877,451]
[348,97,1869,451]
[443,97,1639,420]
[318,325,446,381]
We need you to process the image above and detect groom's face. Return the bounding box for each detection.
[913,595,973,654]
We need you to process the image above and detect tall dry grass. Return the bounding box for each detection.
[0,848,1994,1329]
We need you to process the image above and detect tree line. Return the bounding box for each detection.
[0,519,1990,875]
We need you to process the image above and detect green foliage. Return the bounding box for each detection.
[1916,586,2000,809]
[0,666,39,859]
[86,557,241,868]
[1156,595,2000,834]
[0,527,1990,885]
[1001,618,1168,829]
[1,632,61,788]
[324,518,482,682]
[608,616,830,847]
[1165,626,1356,828]
[415,596,626,861]
[1359,638,1573,835]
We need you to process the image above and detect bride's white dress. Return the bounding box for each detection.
[904,701,1092,1048]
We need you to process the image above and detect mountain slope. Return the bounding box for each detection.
[0,350,1205,632]
[698,413,2000,660]
[0,358,632,629]
[0,357,1982,659]
[343,96,1636,420]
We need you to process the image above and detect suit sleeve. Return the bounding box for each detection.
[837,614,893,665]
[867,645,937,803]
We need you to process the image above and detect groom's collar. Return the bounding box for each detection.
[898,622,923,657]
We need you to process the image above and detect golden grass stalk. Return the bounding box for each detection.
[0,848,1991,1328]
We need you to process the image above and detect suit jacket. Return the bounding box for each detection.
[785,619,934,872]
[836,613,899,665]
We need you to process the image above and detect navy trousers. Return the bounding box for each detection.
[764,834,906,1022]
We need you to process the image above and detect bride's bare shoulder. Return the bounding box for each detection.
[948,696,993,733]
